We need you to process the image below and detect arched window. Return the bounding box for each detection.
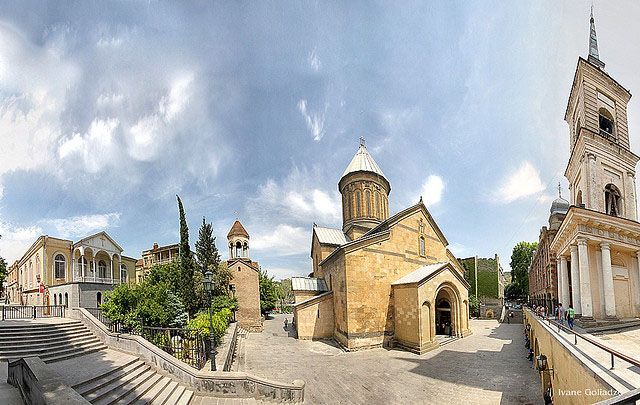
[576,190,583,207]
[96,292,102,307]
[599,108,615,138]
[98,260,107,278]
[64,293,68,307]
[605,184,621,217]
[375,192,381,219]
[365,190,371,217]
[243,242,248,257]
[419,237,426,257]
[54,254,66,279]
[229,243,233,258]
[120,264,128,283]
[355,191,362,216]
[58,293,62,306]
[235,241,242,258]
[342,193,348,220]
[347,192,352,219]
[54,294,57,306]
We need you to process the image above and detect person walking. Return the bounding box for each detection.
[557,303,566,325]
[566,305,575,330]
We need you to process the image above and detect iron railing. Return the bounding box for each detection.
[87,308,207,369]
[1,305,65,320]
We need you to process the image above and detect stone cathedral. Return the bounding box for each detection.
[550,10,640,325]
[292,139,471,353]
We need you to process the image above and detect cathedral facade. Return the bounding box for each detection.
[293,139,471,353]
[550,11,640,325]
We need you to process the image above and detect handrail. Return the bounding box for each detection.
[525,308,640,370]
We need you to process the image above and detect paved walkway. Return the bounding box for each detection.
[0,362,24,405]
[239,315,540,405]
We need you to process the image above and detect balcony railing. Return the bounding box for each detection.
[73,264,122,284]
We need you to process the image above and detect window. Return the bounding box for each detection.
[54,294,57,306]
[355,191,362,216]
[605,184,621,217]
[365,190,371,217]
[120,265,127,282]
[346,192,352,219]
[599,108,615,138]
[64,293,68,307]
[242,242,248,257]
[419,237,426,257]
[96,292,102,307]
[375,192,381,219]
[576,190,583,207]
[235,241,242,258]
[54,254,66,279]
[98,260,107,278]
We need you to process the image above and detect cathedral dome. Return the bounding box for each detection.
[340,140,387,181]
[550,197,569,215]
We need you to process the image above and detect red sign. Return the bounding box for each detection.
[39,283,44,294]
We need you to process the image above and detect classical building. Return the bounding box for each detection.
[12,232,137,309]
[226,220,262,331]
[293,139,471,353]
[5,261,19,304]
[136,242,180,282]
[458,254,507,318]
[550,11,640,325]
[529,190,569,314]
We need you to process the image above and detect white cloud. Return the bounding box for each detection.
[264,266,309,280]
[308,47,321,71]
[58,118,120,173]
[498,161,546,203]
[0,221,43,263]
[250,166,341,225]
[297,99,327,141]
[44,212,121,238]
[447,242,467,257]
[419,175,445,207]
[251,224,308,256]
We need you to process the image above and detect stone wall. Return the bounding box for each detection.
[524,309,625,404]
[392,284,419,349]
[228,260,262,330]
[294,292,334,340]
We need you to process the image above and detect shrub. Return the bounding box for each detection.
[187,308,233,345]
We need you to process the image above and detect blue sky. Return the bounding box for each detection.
[2,1,640,279]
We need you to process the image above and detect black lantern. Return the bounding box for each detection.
[536,354,554,377]
[203,271,216,371]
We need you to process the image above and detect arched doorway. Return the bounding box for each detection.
[436,298,452,335]
[433,283,463,338]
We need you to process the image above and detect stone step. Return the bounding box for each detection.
[0,323,86,336]
[175,388,193,405]
[41,341,108,363]
[0,332,98,353]
[147,380,179,405]
[84,364,152,403]
[74,359,145,396]
[0,335,102,358]
[0,328,93,343]
[106,371,164,405]
[131,375,172,404]
[163,384,187,405]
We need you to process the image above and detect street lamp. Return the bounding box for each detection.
[203,271,217,371]
[536,354,554,378]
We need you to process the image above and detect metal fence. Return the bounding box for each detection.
[1,305,65,320]
[86,308,207,370]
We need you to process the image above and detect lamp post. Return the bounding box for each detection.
[203,271,217,371]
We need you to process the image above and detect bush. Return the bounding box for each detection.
[187,308,233,344]
[210,295,238,313]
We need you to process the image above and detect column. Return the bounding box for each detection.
[560,256,571,309]
[570,245,582,314]
[600,243,616,318]
[110,258,114,284]
[577,239,593,318]
[556,259,563,308]
[93,258,96,282]
[81,254,85,280]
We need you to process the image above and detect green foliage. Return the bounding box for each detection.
[187,308,233,344]
[459,257,500,299]
[504,282,521,299]
[210,294,238,313]
[510,241,538,298]
[0,255,7,294]
[176,195,198,315]
[212,263,233,297]
[195,217,221,274]
[468,294,480,317]
[258,269,278,314]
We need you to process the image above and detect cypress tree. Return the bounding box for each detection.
[176,195,197,315]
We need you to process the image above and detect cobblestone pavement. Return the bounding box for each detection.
[239,315,540,405]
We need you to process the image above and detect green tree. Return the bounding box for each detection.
[468,294,480,317]
[509,241,538,298]
[258,269,278,314]
[0,256,7,297]
[177,195,198,315]
[212,262,233,296]
[195,216,221,275]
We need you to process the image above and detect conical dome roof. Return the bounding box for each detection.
[227,220,249,239]
[341,139,386,179]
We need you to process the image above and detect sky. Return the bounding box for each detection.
[2,1,640,279]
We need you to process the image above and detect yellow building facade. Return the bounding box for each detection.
[293,139,471,353]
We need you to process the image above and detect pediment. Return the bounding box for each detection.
[75,231,123,254]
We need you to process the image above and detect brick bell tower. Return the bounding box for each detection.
[339,138,391,240]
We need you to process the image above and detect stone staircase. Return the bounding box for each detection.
[70,355,194,404]
[0,319,106,363]
[435,335,458,347]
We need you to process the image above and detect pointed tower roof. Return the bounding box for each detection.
[588,6,605,69]
[227,220,249,239]
[341,137,386,179]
